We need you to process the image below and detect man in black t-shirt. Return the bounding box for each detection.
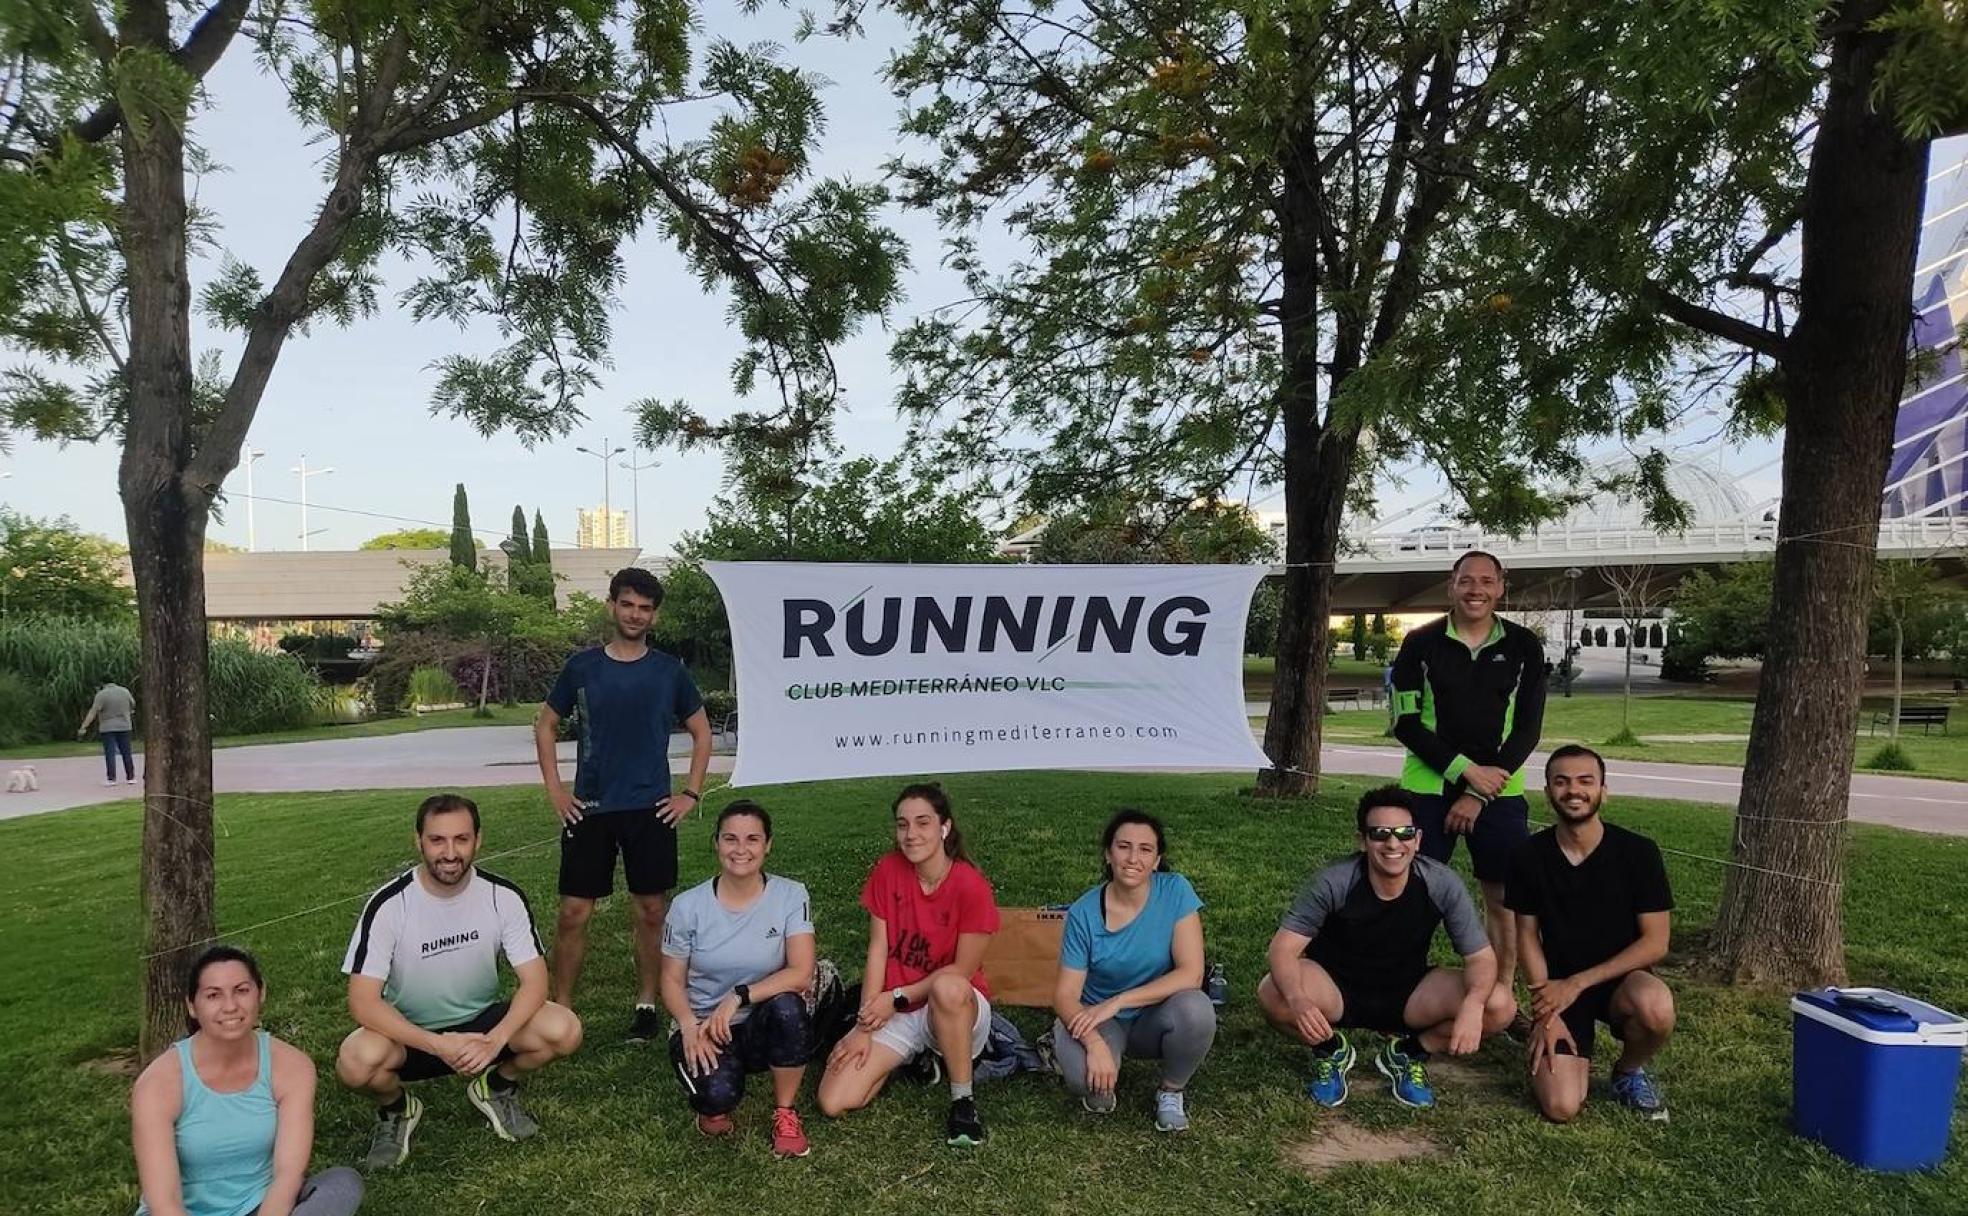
[1504,745,1676,1122]
[1259,788,1515,1111]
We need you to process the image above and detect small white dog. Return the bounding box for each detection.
[5,765,38,793]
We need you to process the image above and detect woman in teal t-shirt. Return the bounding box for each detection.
[1051,809,1217,1132]
[132,946,362,1216]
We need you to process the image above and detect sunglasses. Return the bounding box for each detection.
[1364,825,1419,843]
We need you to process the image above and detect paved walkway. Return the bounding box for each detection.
[0,728,728,822]
[5,725,1963,836]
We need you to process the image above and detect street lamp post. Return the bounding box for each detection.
[242,448,266,551]
[617,453,660,551]
[1564,566,1584,697]
[575,438,627,545]
[291,455,334,551]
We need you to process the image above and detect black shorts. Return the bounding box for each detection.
[1555,976,1637,1060]
[1414,792,1530,883]
[559,807,677,899]
[1331,971,1427,1036]
[397,1002,515,1082]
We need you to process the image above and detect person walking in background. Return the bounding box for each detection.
[79,676,138,787]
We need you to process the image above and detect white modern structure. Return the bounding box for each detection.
[1883,136,1968,519]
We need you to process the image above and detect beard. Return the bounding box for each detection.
[1551,793,1602,823]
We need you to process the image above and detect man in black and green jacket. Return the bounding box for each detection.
[1390,550,1547,994]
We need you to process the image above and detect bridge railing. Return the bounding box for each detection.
[1342,515,1968,561]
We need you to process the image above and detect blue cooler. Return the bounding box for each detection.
[1791,987,1967,1171]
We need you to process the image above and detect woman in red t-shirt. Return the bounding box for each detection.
[817,782,1000,1146]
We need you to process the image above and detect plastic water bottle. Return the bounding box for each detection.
[1203,961,1229,1006]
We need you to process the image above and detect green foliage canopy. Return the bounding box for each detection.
[653,454,1000,678]
[358,528,450,551]
[0,510,132,619]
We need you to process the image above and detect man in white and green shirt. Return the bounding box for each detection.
[336,794,583,1171]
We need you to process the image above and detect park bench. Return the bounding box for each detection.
[710,709,739,749]
[1867,704,1950,735]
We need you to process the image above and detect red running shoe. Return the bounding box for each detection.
[770,1105,810,1158]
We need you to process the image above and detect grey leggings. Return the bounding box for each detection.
[1052,987,1218,1093]
[139,1167,364,1216]
[268,1167,365,1215]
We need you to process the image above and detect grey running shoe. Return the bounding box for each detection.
[465,1072,540,1141]
[363,1094,423,1171]
[1154,1089,1190,1133]
[1081,1090,1117,1114]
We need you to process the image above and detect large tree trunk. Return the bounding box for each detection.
[119,2,215,1060]
[1256,105,1342,798]
[1710,16,1928,985]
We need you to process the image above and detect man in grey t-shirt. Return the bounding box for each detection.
[77,679,137,785]
[1257,786,1517,1110]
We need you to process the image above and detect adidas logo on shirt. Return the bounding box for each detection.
[765,927,780,938]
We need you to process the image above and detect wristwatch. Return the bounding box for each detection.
[734,983,752,1009]
[892,986,909,1011]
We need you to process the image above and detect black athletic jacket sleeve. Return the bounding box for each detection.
[1390,627,1464,778]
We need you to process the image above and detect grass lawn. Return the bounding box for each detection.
[3,774,1964,1215]
[0,704,540,761]
[1317,693,1968,782]
[1245,655,1388,704]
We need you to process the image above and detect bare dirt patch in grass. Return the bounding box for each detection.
[79,1048,139,1079]
[1285,1122,1443,1175]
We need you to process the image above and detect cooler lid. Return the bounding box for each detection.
[1791,987,1968,1046]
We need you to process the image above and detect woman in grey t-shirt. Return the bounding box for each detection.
[658,800,816,1157]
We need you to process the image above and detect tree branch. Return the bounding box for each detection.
[377,96,518,154]
[75,2,117,67]
[68,0,251,146]
[1645,281,1788,360]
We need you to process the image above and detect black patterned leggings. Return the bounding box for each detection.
[667,992,814,1115]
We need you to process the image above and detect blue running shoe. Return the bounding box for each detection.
[1374,1041,1435,1110]
[1304,1033,1355,1108]
[1611,1068,1669,1121]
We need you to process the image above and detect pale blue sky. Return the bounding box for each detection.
[4,5,1873,554]
[4,4,959,554]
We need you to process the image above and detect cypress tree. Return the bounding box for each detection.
[532,510,555,603]
[509,506,532,563]
[450,484,476,570]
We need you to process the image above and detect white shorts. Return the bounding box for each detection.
[871,988,993,1062]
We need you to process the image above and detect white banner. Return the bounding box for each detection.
[704,562,1273,787]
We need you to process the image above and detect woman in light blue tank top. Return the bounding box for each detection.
[132,946,362,1216]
